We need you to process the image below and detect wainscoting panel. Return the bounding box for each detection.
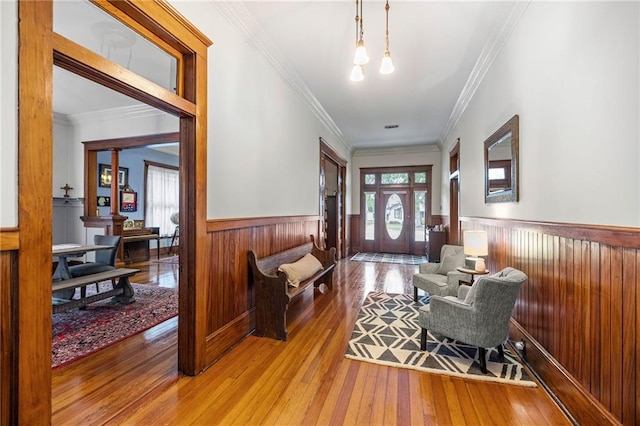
[204,216,320,363]
[463,217,639,425]
[0,248,17,425]
[348,214,361,255]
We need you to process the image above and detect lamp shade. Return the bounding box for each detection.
[350,64,364,81]
[463,230,488,257]
[353,40,369,65]
[379,51,394,74]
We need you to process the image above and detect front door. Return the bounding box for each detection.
[380,190,410,253]
[360,167,432,255]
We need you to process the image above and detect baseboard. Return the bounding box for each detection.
[509,320,620,425]
[205,308,255,365]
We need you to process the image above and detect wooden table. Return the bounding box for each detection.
[456,267,489,285]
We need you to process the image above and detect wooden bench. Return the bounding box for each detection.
[52,268,140,314]
[248,236,336,341]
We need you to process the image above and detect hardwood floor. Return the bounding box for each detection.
[52,257,570,425]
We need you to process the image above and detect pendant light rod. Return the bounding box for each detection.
[380,0,395,74]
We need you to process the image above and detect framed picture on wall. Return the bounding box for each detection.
[99,163,128,188]
[120,188,137,212]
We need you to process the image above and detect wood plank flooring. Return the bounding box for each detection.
[52,258,570,425]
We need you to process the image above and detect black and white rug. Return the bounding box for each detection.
[345,292,536,387]
[350,252,427,265]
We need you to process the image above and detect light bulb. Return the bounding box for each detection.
[353,40,369,65]
[379,51,395,75]
[350,64,364,81]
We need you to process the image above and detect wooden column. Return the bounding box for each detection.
[110,149,120,216]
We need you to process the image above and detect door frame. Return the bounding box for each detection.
[15,2,210,422]
[449,139,461,245]
[360,166,433,255]
[319,138,347,259]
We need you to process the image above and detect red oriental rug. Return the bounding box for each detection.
[52,283,178,369]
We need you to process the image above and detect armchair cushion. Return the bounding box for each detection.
[412,246,469,299]
[435,250,465,275]
[418,262,440,274]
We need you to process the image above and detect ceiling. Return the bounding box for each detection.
[53,1,515,151]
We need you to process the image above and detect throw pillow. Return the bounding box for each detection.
[435,251,465,275]
[278,253,323,287]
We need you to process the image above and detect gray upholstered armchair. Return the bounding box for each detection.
[417,267,527,373]
[412,244,470,301]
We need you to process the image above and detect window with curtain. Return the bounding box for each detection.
[145,163,179,236]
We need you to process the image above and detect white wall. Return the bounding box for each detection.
[170,1,349,219]
[441,1,640,227]
[0,0,17,227]
[66,110,178,199]
[350,145,442,215]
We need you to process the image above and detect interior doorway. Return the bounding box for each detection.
[319,138,347,259]
[449,139,461,245]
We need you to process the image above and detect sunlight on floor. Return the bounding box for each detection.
[382,268,406,294]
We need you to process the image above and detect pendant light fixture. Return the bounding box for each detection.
[379,0,395,75]
[349,0,395,81]
[353,0,369,66]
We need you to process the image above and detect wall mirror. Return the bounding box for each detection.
[484,114,519,203]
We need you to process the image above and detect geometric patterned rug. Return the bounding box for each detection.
[345,292,536,387]
[350,252,428,265]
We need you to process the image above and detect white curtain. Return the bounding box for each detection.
[145,165,179,236]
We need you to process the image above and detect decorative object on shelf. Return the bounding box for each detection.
[97,196,111,207]
[60,183,74,198]
[99,163,129,188]
[463,230,488,272]
[350,0,395,81]
[120,184,137,212]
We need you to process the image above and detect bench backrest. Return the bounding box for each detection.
[253,242,314,274]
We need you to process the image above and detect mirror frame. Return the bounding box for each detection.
[484,114,519,203]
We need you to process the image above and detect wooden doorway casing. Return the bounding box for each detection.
[360,166,432,256]
[319,138,347,259]
[449,139,461,245]
[15,2,210,422]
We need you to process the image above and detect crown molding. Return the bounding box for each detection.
[64,104,169,125]
[439,1,530,146]
[210,0,351,155]
[353,144,440,158]
[53,112,72,125]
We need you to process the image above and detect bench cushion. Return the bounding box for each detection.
[278,253,323,287]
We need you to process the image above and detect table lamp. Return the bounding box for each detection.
[463,230,488,272]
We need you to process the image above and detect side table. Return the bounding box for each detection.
[456,267,489,285]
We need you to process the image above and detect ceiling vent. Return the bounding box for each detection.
[384,124,399,129]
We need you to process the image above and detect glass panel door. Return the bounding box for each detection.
[380,190,409,253]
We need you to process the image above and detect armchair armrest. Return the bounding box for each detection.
[457,284,472,300]
[446,271,470,287]
[419,263,440,274]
